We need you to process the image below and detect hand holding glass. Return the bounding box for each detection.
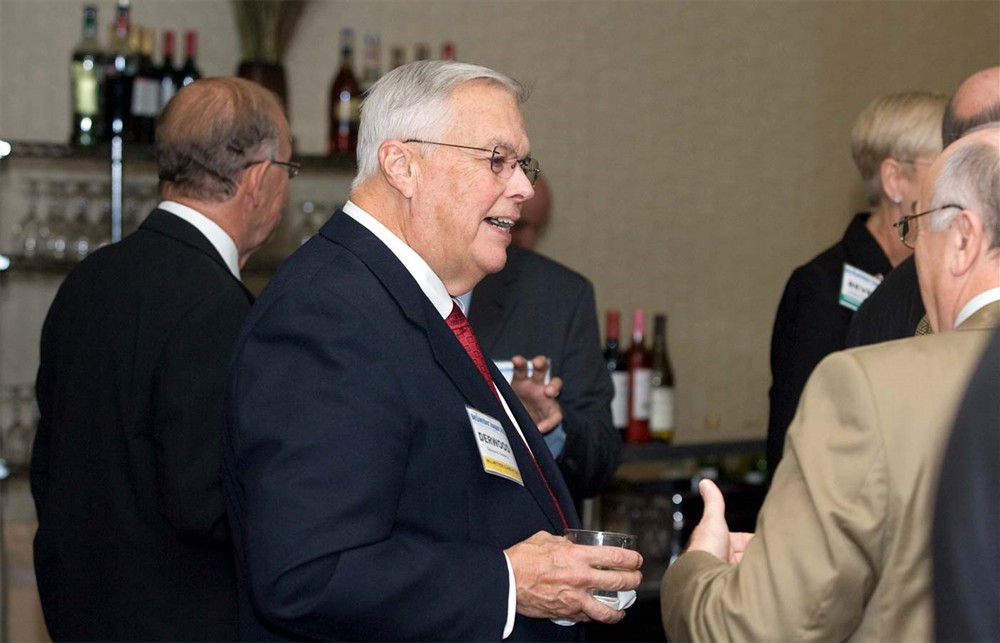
[563,529,638,605]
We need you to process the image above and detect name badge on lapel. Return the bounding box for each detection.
[466,406,523,486]
[839,263,882,311]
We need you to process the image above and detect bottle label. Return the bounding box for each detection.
[630,367,652,420]
[336,95,361,124]
[610,371,629,429]
[131,77,160,117]
[72,61,100,115]
[650,386,675,437]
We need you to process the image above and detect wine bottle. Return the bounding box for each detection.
[103,0,137,143]
[70,5,104,147]
[328,28,361,155]
[604,310,629,437]
[625,308,652,443]
[360,32,381,95]
[441,42,456,61]
[179,30,202,87]
[158,30,181,110]
[649,313,676,442]
[130,26,159,144]
[413,43,430,61]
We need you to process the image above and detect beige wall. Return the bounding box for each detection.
[1,0,998,444]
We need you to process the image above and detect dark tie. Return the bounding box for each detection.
[445,302,569,529]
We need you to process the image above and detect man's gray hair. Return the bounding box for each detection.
[931,123,1000,248]
[352,60,527,190]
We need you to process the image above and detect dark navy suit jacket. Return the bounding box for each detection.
[224,210,582,641]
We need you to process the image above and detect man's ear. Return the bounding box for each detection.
[879,157,905,205]
[379,140,416,198]
[239,160,269,207]
[949,209,984,276]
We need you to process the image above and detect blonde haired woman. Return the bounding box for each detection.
[767,91,948,476]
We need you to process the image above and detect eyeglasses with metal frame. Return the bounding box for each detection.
[269,159,301,179]
[893,203,964,249]
[404,139,541,186]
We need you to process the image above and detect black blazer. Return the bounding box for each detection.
[31,209,252,641]
[224,211,582,641]
[767,213,891,475]
[845,255,925,347]
[933,326,1000,641]
[469,245,621,501]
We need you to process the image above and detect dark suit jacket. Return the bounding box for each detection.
[767,213,891,475]
[845,255,925,347]
[31,209,252,641]
[224,210,583,641]
[934,324,1000,642]
[469,245,621,501]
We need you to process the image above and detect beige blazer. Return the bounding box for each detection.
[661,301,1000,643]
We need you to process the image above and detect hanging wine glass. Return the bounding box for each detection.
[68,181,94,261]
[11,178,42,258]
[43,180,69,260]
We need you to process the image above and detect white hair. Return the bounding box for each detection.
[351,60,527,190]
[929,123,1000,248]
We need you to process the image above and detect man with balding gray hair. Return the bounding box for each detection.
[31,76,294,641]
[661,124,1000,642]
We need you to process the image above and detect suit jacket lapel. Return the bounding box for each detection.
[140,209,255,303]
[322,212,576,531]
[492,366,579,530]
[321,211,505,415]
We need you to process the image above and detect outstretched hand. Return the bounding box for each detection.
[685,479,754,564]
[510,355,563,433]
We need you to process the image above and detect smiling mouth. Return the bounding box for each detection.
[485,216,515,232]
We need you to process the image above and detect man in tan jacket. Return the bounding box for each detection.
[661,125,1000,642]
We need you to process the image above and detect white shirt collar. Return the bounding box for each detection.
[157,201,241,280]
[341,200,455,319]
[955,286,1000,328]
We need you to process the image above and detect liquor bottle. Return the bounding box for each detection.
[179,30,202,87]
[413,43,430,61]
[70,5,104,147]
[604,310,629,437]
[441,41,456,61]
[103,0,137,142]
[328,28,361,155]
[130,26,159,144]
[360,32,381,95]
[158,30,181,110]
[625,308,652,443]
[649,313,676,442]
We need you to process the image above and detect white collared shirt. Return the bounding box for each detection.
[341,200,522,638]
[158,201,241,280]
[955,286,1000,328]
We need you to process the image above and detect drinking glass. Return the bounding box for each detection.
[564,528,638,604]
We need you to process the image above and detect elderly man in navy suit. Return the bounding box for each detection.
[224,60,642,641]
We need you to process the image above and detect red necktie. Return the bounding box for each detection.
[446,302,568,529]
[446,303,499,401]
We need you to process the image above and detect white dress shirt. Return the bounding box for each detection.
[157,200,241,280]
